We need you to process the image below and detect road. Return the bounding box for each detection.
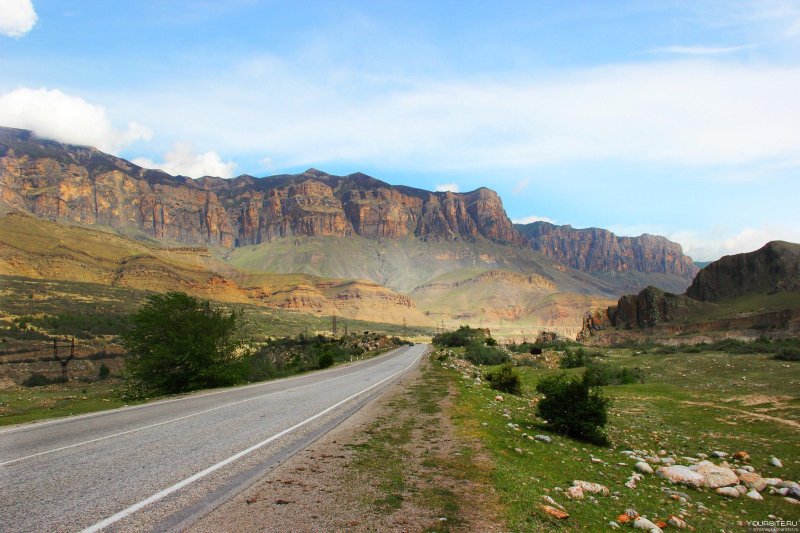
[0,343,427,533]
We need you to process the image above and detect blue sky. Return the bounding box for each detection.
[1,0,800,260]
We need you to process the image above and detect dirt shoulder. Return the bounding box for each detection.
[189,356,503,532]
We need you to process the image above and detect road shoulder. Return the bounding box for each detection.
[189,356,503,532]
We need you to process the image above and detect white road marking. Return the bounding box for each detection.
[79,346,423,533]
[0,373,350,467]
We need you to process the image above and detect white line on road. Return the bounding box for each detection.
[79,346,424,533]
[0,372,351,467]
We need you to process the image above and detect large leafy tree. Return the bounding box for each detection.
[122,292,247,395]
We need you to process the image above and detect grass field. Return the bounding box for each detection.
[439,347,800,531]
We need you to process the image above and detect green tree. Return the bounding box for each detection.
[122,292,247,395]
[535,373,610,446]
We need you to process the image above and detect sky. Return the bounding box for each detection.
[1,0,799,261]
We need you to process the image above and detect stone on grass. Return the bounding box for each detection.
[770,457,783,468]
[667,515,688,529]
[540,505,569,519]
[716,487,740,498]
[494,395,504,402]
[608,521,620,529]
[738,472,767,492]
[746,490,763,500]
[633,517,663,532]
[764,477,782,487]
[788,486,800,499]
[541,495,564,510]
[784,497,800,505]
[534,434,552,443]
[693,461,738,488]
[657,465,704,488]
[572,480,610,496]
[732,451,750,463]
[566,486,584,500]
[735,485,748,495]
[635,462,654,475]
[711,451,728,458]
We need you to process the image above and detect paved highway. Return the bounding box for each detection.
[0,344,427,532]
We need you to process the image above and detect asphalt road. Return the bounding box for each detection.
[0,343,427,533]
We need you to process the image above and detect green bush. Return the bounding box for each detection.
[485,337,498,346]
[775,347,800,361]
[536,373,610,446]
[584,363,644,386]
[559,348,585,369]
[484,364,522,395]
[121,292,248,395]
[433,325,487,347]
[464,342,510,365]
[98,363,111,380]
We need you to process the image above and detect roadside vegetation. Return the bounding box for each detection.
[431,331,800,531]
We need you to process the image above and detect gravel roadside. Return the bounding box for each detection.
[189,357,503,532]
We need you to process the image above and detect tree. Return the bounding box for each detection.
[535,373,610,446]
[122,292,247,395]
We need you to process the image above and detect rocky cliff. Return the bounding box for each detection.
[0,127,522,248]
[686,241,800,302]
[517,222,698,282]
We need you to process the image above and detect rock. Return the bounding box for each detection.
[735,485,748,495]
[738,472,767,492]
[696,453,708,459]
[541,495,564,510]
[785,497,800,505]
[788,486,800,499]
[764,477,782,487]
[514,447,523,454]
[770,457,783,468]
[620,450,635,456]
[732,451,750,463]
[608,521,620,529]
[667,515,688,529]
[693,461,738,488]
[711,451,728,458]
[716,487,740,498]
[633,517,663,532]
[494,395,504,402]
[778,480,800,489]
[657,466,704,488]
[746,490,763,500]
[635,462,654,474]
[660,457,676,466]
[540,505,569,519]
[566,486,584,500]
[534,435,552,443]
[572,480,610,496]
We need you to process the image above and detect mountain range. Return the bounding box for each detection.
[0,126,703,337]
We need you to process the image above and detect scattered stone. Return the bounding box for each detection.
[667,515,688,529]
[662,488,692,501]
[275,499,291,505]
[591,457,604,464]
[746,490,763,500]
[618,509,639,523]
[784,497,800,505]
[514,447,523,455]
[636,462,654,475]
[534,435,552,443]
[696,453,708,459]
[735,485,748,495]
[693,461,738,488]
[764,477,782,487]
[633,517,663,532]
[540,504,569,519]
[657,465,704,488]
[732,451,750,463]
[711,451,728,458]
[620,450,635,456]
[741,465,755,473]
[660,457,676,466]
[494,395,504,402]
[738,472,767,492]
[770,457,783,468]
[788,486,800,499]
[566,486,584,500]
[572,480,609,496]
[608,521,620,529]
[541,495,564,510]
[480,422,488,427]
[716,487,740,498]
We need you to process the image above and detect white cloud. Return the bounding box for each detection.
[648,44,756,55]
[434,183,459,192]
[0,0,37,37]
[258,156,275,171]
[118,58,800,174]
[512,215,555,225]
[133,143,237,179]
[670,226,800,262]
[512,178,530,194]
[0,87,151,152]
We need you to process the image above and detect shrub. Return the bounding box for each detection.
[775,347,800,361]
[584,363,644,386]
[559,348,585,369]
[121,292,248,395]
[484,364,522,395]
[22,373,65,387]
[98,363,111,380]
[485,337,497,346]
[433,325,487,347]
[536,373,610,446]
[464,342,510,365]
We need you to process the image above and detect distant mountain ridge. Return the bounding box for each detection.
[517,221,698,285]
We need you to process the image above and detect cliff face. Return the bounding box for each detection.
[0,128,522,248]
[517,222,698,281]
[686,241,800,302]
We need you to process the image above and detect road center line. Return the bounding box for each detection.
[1,370,353,467]
[79,346,424,533]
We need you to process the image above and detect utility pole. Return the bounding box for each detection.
[332,314,338,336]
[53,337,75,382]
